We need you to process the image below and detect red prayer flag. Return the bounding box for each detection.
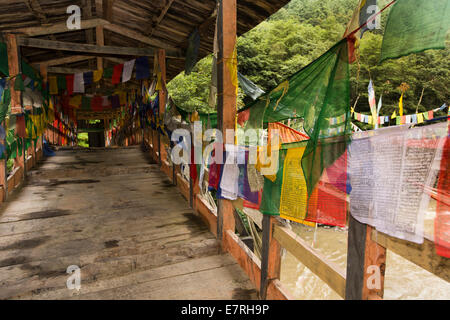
[435,131,450,258]
[306,150,348,227]
[66,75,74,96]
[91,96,103,112]
[15,115,26,138]
[237,109,250,127]
[112,64,124,85]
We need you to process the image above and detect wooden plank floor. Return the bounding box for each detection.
[0,147,257,300]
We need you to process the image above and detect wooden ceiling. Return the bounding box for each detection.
[0,0,290,83]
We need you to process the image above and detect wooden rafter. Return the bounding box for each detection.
[47,66,93,74]
[102,0,115,22]
[18,37,163,57]
[103,23,179,52]
[96,25,104,69]
[8,18,109,37]
[23,0,49,25]
[33,55,95,67]
[147,0,176,37]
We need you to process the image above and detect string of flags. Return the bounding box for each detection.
[351,103,448,126]
[48,56,152,95]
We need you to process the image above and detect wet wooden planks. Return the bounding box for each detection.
[0,147,257,300]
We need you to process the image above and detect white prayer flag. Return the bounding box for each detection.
[122,59,136,83]
[73,73,84,93]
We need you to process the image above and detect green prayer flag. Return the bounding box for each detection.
[57,75,67,91]
[81,96,92,111]
[260,149,288,216]
[14,76,25,92]
[243,39,351,196]
[21,61,38,81]
[380,0,450,63]
[0,43,8,76]
[104,68,113,79]
[0,88,11,124]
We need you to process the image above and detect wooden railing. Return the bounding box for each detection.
[0,137,43,202]
[142,127,449,300]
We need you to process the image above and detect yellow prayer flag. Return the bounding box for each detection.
[93,69,103,82]
[417,113,424,124]
[255,145,280,182]
[225,43,239,97]
[49,76,58,95]
[155,71,163,91]
[69,95,82,108]
[279,147,313,225]
[391,110,397,119]
[399,93,404,117]
[368,115,373,125]
[119,91,127,106]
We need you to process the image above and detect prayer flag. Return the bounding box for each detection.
[122,59,135,83]
[66,74,74,96]
[238,72,265,101]
[136,57,150,80]
[417,113,424,124]
[73,73,84,93]
[83,71,93,85]
[93,69,103,82]
[81,96,92,111]
[428,110,434,120]
[435,119,450,257]
[405,115,411,124]
[391,110,397,119]
[243,39,351,197]
[368,80,376,117]
[91,96,103,112]
[185,28,200,75]
[49,76,58,95]
[279,147,309,223]
[381,0,450,63]
[344,0,378,39]
[69,95,82,108]
[57,75,66,91]
[112,64,123,84]
[209,14,219,108]
[104,68,113,79]
[399,93,404,117]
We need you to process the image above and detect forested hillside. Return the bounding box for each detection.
[167,0,449,126]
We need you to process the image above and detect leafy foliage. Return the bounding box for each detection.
[167,0,449,123]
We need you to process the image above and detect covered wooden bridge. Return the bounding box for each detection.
[0,0,292,300]
[0,0,448,301]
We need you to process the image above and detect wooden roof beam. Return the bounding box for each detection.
[5,18,110,37]
[47,66,93,74]
[102,0,115,22]
[18,37,164,57]
[103,23,180,53]
[32,55,95,67]
[147,0,176,37]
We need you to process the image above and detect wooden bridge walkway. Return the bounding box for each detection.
[0,147,257,300]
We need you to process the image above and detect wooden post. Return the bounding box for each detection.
[346,215,386,300]
[216,0,237,245]
[158,49,166,166]
[6,33,25,179]
[96,25,104,70]
[260,215,282,299]
[0,121,7,202]
[5,34,22,115]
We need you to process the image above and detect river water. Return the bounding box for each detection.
[279,202,450,300]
